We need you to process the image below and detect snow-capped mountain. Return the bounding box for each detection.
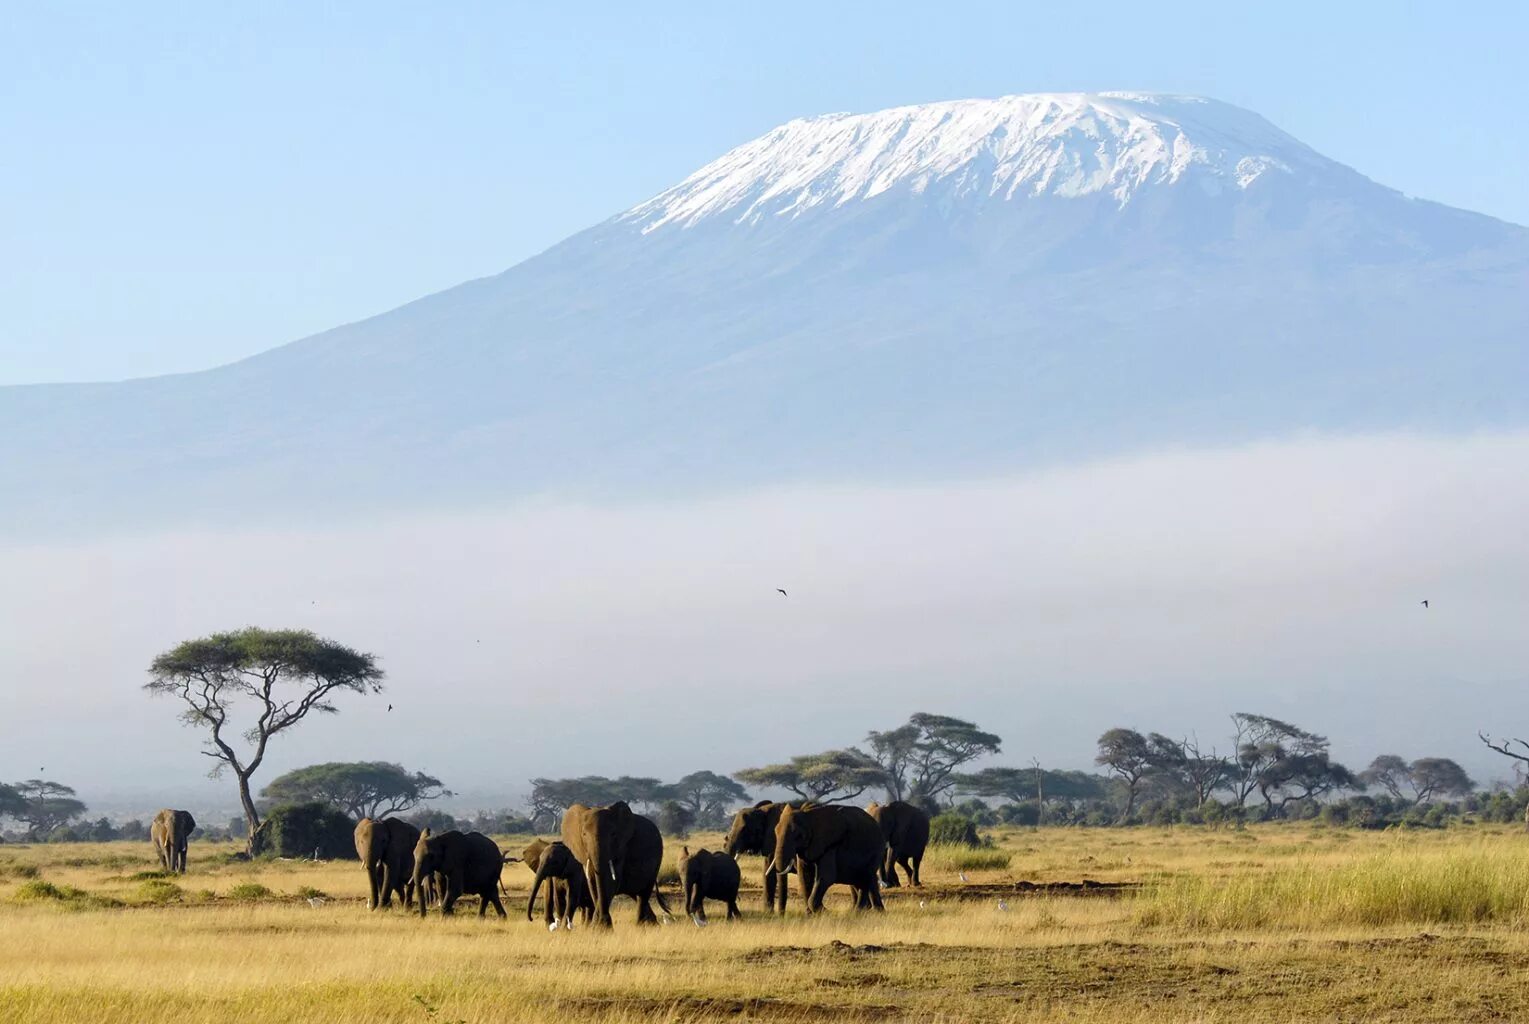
[626,94,1336,230]
[3,93,1527,533]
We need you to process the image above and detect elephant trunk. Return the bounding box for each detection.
[527,858,552,922]
[414,866,428,917]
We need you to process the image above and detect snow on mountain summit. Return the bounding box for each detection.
[624,92,1345,232]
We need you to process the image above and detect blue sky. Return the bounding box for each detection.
[3,2,1525,384]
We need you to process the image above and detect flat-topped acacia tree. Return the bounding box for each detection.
[145,628,383,853]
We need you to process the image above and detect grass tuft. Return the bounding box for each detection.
[922,844,1013,872]
[1137,841,1529,928]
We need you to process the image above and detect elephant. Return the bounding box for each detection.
[678,846,741,925]
[354,817,422,910]
[867,800,930,887]
[411,829,507,918]
[560,801,673,928]
[771,803,886,913]
[519,838,594,931]
[722,800,815,914]
[150,809,196,874]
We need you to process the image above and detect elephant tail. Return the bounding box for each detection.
[653,885,674,917]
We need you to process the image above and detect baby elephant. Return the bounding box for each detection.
[521,838,594,931]
[678,846,741,926]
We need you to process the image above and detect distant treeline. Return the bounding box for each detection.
[7,709,1529,844]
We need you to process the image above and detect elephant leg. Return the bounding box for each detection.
[726,899,741,921]
[379,860,394,908]
[636,887,659,925]
[808,873,831,913]
[366,861,381,910]
[867,876,885,911]
[588,864,613,928]
[797,860,816,908]
[910,853,923,887]
[763,868,780,914]
[442,875,462,915]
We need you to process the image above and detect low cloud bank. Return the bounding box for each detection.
[4,430,1527,809]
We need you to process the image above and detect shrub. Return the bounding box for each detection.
[996,801,1039,826]
[14,880,78,901]
[249,803,357,860]
[227,882,273,901]
[136,878,184,904]
[929,813,980,848]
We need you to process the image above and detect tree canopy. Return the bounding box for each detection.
[866,713,1002,806]
[260,761,448,820]
[667,770,751,828]
[145,627,383,849]
[9,779,87,839]
[1094,729,1154,821]
[1361,755,1474,804]
[734,749,887,803]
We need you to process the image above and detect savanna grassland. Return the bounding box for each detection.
[3,825,1529,1024]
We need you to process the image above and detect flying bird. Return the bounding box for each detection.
[1421,599,1429,608]
[777,588,788,597]
[387,704,393,712]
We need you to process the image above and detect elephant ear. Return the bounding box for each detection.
[753,800,773,810]
[801,807,851,862]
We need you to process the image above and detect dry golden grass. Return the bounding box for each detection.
[3,824,1528,1023]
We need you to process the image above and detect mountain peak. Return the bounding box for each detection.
[623,92,1346,232]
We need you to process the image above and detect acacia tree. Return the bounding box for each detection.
[1406,758,1475,803]
[865,713,1002,807]
[9,779,87,839]
[1095,729,1154,823]
[734,749,887,803]
[145,628,383,851]
[1358,755,1412,801]
[0,782,26,825]
[1148,733,1229,807]
[1359,755,1473,804]
[1227,714,1355,816]
[668,771,751,829]
[260,761,448,820]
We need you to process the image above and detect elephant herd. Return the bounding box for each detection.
[151,798,931,930]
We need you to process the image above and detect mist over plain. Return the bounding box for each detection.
[4,430,1525,815]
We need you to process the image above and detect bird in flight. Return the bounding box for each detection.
[1421,600,1429,609]
[387,704,393,712]
[777,588,788,597]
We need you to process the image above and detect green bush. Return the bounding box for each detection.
[249,803,357,860]
[227,882,273,901]
[136,878,184,904]
[929,813,980,848]
[14,880,80,901]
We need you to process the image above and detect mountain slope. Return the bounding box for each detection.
[3,93,1527,533]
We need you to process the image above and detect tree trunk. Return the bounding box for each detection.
[238,771,261,856]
